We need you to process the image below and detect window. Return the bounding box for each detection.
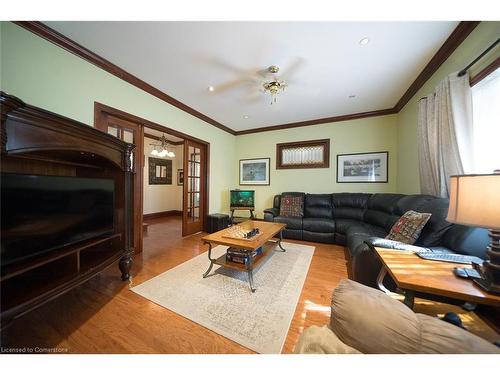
[471,67,500,173]
[276,139,330,169]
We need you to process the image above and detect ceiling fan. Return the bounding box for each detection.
[209,58,304,104]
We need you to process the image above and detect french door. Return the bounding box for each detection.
[182,139,207,236]
[96,112,144,253]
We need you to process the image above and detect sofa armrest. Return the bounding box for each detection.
[363,237,431,253]
[263,207,279,221]
[294,325,360,354]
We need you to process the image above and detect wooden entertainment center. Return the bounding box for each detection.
[0,92,134,328]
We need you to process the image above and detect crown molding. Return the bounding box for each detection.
[13,21,236,136]
[393,21,480,112]
[13,21,480,136]
[234,108,397,135]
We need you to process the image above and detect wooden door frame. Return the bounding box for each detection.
[94,102,210,244]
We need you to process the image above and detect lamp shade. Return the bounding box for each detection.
[447,174,500,230]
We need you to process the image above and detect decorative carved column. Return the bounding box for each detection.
[119,143,136,281]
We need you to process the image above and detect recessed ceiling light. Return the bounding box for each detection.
[359,37,370,46]
[207,86,215,92]
[243,115,250,119]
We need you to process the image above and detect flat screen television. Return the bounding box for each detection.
[230,190,255,209]
[1,173,115,266]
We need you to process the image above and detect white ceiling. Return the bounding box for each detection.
[45,21,459,131]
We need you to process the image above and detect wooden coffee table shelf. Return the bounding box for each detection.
[212,241,278,272]
[201,221,286,292]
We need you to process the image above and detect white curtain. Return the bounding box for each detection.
[417,72,474,197]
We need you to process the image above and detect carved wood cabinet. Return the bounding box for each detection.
[0,92,134,328]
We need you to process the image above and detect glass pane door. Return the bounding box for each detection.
[183,140,205,236]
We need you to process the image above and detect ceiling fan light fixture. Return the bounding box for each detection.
[263,78,286,105]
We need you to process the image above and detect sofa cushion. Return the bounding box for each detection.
[303,231,335,244]
[364,193,405,230]
[442,225,489,258]
[415,197,453,247]
[273,215,303,230]
[385,210,432,244]
[304,194,333,219]
[303,217,335,233]
[346,224,387,257]
[281,228,303,241]
[335,219,365,234]
[332,193,370,220]
[294,325,360,354]
[279,195,304,217]
[330,279,500,354]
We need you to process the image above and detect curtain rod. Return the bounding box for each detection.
[458,38,499,77]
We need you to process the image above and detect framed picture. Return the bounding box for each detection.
[239,158,270,185]
[177,169,184,185]
[148,157,172,185]
[336,152,388,183]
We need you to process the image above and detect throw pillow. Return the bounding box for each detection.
[279,195,304,217]
[385,210,431,244]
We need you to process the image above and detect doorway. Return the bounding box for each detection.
[94,103,210,253]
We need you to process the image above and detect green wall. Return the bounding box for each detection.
[235,115,399,217]
[397,21,500,193]
[2,21,498,217]
[0,22,236,214]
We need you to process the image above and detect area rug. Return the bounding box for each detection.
[131,242,314,353]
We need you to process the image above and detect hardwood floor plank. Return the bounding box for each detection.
[1,216,497,353]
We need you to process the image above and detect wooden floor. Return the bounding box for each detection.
[1,216,498,353]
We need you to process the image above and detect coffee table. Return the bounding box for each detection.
[201,220,286,292]
[374,247,500,309]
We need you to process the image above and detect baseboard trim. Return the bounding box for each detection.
[144,210,182,220]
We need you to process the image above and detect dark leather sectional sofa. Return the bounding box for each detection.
[264,192,489,289]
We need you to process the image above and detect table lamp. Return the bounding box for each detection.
[447,173,500,294]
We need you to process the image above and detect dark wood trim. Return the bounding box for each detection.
[470,56,500,87]
[13,21,235,136]
[144,132,184,145]
[93,102,210,235]
[394,21,480,112]
[143,210,182,221]
[276,139,330,169]
[235,108,397,135]
[94,102,206,145]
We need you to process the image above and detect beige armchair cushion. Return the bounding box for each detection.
[329,279,499,354]
[294,325,360,354]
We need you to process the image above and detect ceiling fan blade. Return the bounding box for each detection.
[213,78,256,93]
[256,67,270,78]
[280,57,305,81]
[245,91,263,103]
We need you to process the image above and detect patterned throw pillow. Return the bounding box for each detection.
[279,195,304,217]
[385,210,432,244]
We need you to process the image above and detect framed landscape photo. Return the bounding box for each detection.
[336,152,388,183]
[239,158,270,185]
